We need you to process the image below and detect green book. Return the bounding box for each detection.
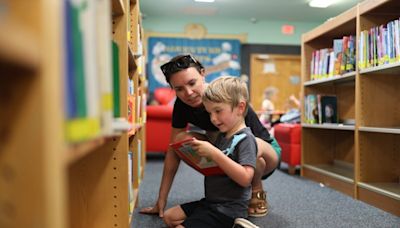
[71,2,87,117]
[112,41,120,117]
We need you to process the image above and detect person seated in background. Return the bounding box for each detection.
[278,94,301,124]
[288,94,301,110]
[162,76,259,228]
[258,86,279,130]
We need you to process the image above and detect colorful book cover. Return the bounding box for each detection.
[64,0,77,119]
[170,138,224,176]
[112,41,120,117]
[306,94,319,124]
[340,36,349,74]
[346,35,355,72]
[320,95,338,124]
[70,0,87,118]
[127,95,134,123]
[333,39,343,76]
[96,0,114,135]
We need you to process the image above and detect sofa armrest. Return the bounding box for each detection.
[146,105,173,119]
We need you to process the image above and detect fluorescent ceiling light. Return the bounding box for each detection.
[309,0,335,8]
[195,0,215,3]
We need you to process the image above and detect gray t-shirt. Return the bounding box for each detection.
[204,127,257,218]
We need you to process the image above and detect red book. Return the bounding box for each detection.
[170,138,224,176]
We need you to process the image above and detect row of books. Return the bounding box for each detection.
[358,18,400,69]
[304,94,338,124]
[310,36,356,80]
[64,0,130,143]
[127,90,146,135]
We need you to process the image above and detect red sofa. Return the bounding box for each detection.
[274,123,301,174]
[146,88,175,153]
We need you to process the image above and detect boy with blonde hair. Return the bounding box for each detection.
[163,76,259,228]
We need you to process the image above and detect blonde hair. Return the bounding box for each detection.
[202,76,249,116]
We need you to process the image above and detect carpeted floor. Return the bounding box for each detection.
[131,154,400,228]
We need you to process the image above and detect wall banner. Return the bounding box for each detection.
[147,37,241,92]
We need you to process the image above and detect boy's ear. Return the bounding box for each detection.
[237,100,246,114]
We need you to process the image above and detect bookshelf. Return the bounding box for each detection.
[0,0,146,227]
[301,0,400,216]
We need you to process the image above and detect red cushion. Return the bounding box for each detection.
[274,123,301,166]
[146,105,173,119]
[154,87,176,105]
[146,118,172,153]
[274,123,301,144]
[146,103,173,153]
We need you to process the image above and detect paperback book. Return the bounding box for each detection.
[170,138,224,176]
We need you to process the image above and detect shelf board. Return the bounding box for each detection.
[302,6,357,43]
[128,123,143,137]
[65,137,106,164]
[112,0,125,17]
[303,163,354,183]
[128,128,136,137]
[128,43,138,72]
[302,123,355,131]
[303,71,355,86]
[359,0,400,16]
[358,182,400,201]
[360,61,400,75]
[0,21,39,70]
[359,126,400,134]
[129,188,139,224]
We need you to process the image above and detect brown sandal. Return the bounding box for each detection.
[248,191,269,217]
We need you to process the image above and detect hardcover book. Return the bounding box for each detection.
[320,95,338,123]
[170,138,224,176]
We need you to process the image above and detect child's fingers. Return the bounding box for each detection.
[187,138,200,147]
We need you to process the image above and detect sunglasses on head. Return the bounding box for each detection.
[160,55,203,78]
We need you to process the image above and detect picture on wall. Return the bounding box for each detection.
[147,37,241,92]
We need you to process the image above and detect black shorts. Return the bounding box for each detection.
[180,199,234,228]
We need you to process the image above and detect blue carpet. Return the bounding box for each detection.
[131,155,400,227]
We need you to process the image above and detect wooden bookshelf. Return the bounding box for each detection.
[0,0,147,227]
[301,0,400,216]
[0,21,39,70]
[358,0,400,216]
[303,71,355,86]
[112,0,125,17]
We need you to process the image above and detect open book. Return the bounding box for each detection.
[170,138,224,176]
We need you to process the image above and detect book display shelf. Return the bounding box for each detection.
[0,0,147,227]
[301,0,399,216]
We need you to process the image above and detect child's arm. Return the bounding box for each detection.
[212,150,254,187]
[189,138,254,187]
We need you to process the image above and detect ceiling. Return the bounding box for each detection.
[140,0,362,23]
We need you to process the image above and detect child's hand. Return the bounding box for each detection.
[189,138,218,159]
